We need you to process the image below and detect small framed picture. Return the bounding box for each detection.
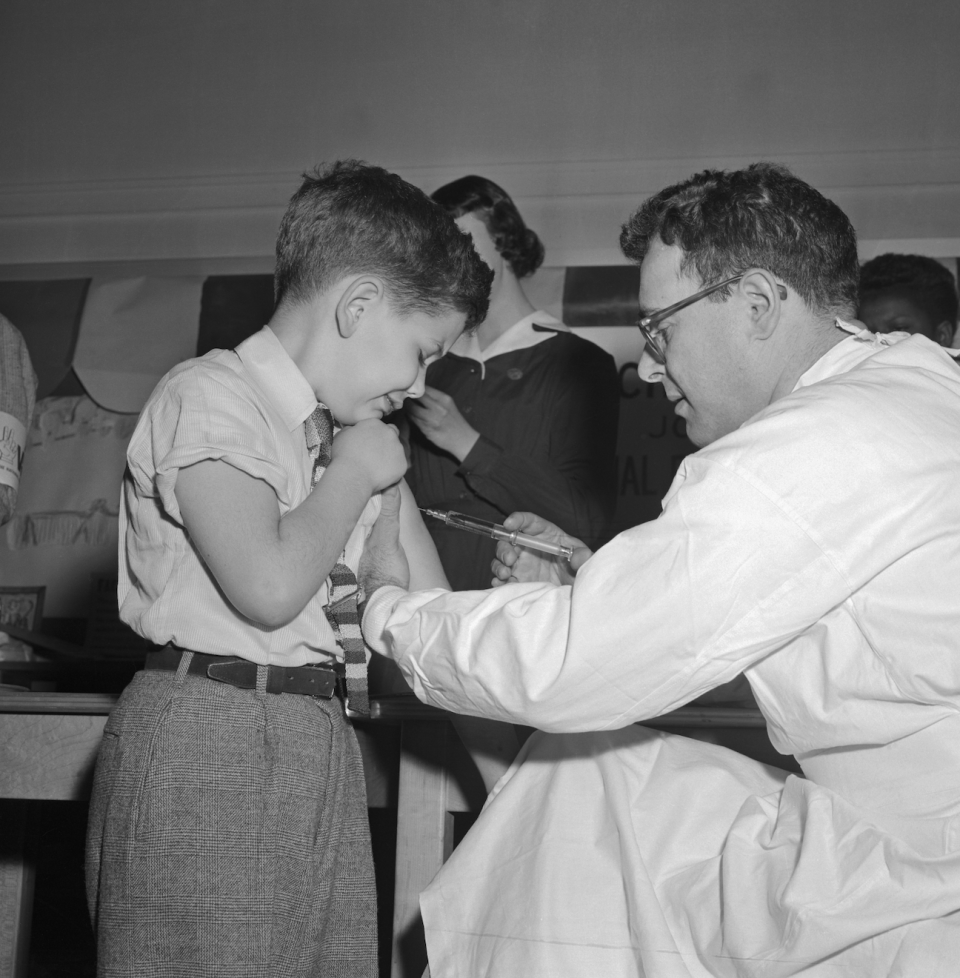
[0,586,45,632]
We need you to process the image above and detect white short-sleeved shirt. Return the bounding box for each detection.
[119,325,381,666]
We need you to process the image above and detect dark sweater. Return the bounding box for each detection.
[407,327,619,590]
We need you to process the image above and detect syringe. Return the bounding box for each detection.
[420,508,574,559]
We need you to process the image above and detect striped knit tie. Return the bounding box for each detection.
[304,403,370,717]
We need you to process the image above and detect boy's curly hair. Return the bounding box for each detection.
[275,160,493,331]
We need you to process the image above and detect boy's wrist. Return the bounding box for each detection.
[322,455,377,499]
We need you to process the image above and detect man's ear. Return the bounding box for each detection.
[738,268,782,341]
[335,275,385,338]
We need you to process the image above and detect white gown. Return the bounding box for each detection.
[364,326,960,976]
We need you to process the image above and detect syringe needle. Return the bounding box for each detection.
[420,508,573,559]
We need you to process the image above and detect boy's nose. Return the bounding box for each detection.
[406,364,427,399]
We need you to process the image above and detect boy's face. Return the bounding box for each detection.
[324,300,465,425]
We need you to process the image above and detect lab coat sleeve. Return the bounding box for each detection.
[363,452,854,732]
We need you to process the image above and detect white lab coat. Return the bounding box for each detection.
[365,327,960,976]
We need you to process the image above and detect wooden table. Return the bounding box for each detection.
[0,691,774,978]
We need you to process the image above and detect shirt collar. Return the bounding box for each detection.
[449,310,569,365]
[793,318,908,391]
[235,326,318,432]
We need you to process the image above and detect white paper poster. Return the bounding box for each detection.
[73,275,204,413]
[0,411,26,491]
[0,396,134,616]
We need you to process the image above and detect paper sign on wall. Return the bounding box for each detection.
[0,411,26,491]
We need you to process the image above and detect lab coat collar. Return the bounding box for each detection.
[235,326,318,432]
[792,318,910,391]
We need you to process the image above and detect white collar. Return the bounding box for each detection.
[450,310,569,367]
[793,318,907,391]
[235,326,318,432]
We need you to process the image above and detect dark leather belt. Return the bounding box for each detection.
[144,645,343,699]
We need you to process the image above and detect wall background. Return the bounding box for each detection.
[2,0,959,618]
[2,0,959,271]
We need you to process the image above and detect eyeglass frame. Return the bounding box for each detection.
[637,273,788,364]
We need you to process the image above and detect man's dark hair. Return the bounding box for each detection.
[859,253,959,328]
[432,175,545,279]
[275,160,493,330]
[620,162,860,315]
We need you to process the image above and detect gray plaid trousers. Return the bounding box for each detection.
[85,665,377,977]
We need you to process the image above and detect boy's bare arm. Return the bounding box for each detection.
[390,481,524,792]
[397,478,449,590]
[175,418,406,628]
[368,479,449,695]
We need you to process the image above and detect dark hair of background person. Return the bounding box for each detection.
[431,175,545,279]
[275,159,493,331]
[859,253,959,329]
[620,162,860,316]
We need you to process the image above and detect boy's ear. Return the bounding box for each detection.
[335,275,385,338]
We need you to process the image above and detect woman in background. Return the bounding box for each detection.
[406,176,619,789]
[408,175,619,591]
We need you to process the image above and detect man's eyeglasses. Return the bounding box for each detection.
[637,274,787,364]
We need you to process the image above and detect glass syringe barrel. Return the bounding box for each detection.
[421,508,574,559]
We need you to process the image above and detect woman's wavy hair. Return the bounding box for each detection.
[432,175,545,279]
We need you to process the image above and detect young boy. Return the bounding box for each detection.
[85,160,492,977]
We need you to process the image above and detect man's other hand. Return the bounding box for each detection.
[491,511,591,588]
[359,484,410,599]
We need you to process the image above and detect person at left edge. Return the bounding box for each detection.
[84,160,492,978]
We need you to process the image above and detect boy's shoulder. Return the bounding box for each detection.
[145,347,256,413]
[131,348,278,461]
[127,346,291,485]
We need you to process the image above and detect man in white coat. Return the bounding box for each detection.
[360,162,960,976]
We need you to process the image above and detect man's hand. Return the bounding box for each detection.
[491,511,592,587]
[331,419,407,494]
[406,386,480,461]
[359,484,410,599]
